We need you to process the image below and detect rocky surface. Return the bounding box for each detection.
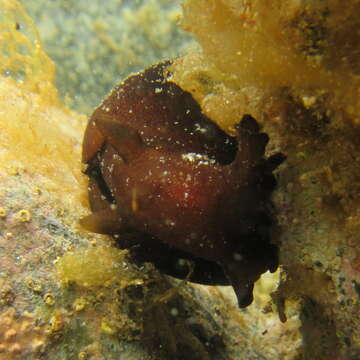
[19,0,193,114]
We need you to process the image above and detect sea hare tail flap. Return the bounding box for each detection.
[223,262,257,308]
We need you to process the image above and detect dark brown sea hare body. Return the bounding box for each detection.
[82,61,285,307]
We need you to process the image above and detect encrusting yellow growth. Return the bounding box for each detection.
[0,0,87,206]
[0,0,57,99]
[171,0,360,130]
[56,246,136,288]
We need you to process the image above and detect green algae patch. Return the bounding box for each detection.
[56,246,134,288]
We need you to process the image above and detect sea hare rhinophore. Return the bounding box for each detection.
[81,61,285,307]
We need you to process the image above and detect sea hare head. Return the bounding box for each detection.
[82,61,285,308]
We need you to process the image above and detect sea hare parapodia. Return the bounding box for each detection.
[81,61,285,307]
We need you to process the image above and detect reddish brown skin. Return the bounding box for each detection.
[82,61,285,307]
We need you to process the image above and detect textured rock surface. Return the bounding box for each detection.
[18,0,193,114]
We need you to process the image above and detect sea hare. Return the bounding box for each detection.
[81,61,285,307]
